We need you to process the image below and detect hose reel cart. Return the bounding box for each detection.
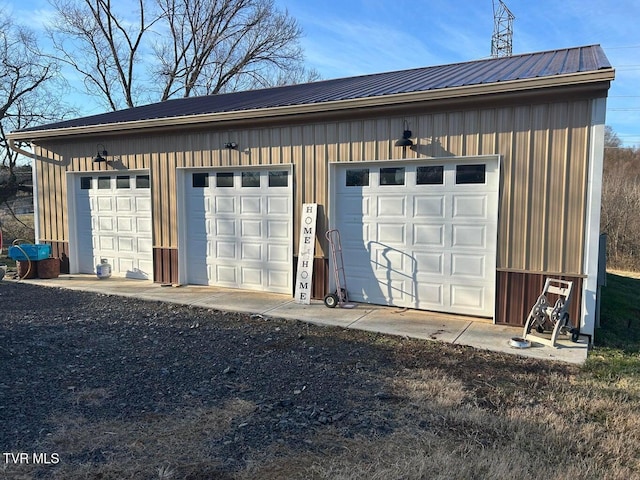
[523,278,579,348]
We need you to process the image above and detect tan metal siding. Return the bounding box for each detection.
[32,97,594,281]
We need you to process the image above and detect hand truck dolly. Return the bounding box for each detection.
[324,229,355,309]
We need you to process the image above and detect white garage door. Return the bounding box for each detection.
[334,158,499,317]
[74,173,153,279]
[184,168,292,294]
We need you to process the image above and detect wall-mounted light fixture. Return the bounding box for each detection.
[93,144,108,163]
[224,142,238,150]
[394,121,414,147]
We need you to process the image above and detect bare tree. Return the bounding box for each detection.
[47,0,316,110]
[601,126,640,271]
[0,10,64,206]
[47,0,161,110]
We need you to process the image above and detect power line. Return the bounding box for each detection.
[604,45,640,49]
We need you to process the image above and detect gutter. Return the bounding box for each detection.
[7,69,615,142]
[7,137,37,158]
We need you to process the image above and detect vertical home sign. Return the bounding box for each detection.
[294,203,317,304]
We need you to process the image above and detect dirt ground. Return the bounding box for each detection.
[0,280,589,479]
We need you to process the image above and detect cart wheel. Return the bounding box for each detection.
[324,293,339,308]
[570,328,580,343]
[536,325,545,334]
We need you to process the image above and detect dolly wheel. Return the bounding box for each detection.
[324,293,339,308]
[536,325,545,334]
[571,328,580,343]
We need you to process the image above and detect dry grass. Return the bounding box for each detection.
[239,371,640,480]
[0,212,34,246]
[7,364,639,479]
[2,272,639,479]
[3,399,255,479]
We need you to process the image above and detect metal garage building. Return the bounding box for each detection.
[8,45,614,338]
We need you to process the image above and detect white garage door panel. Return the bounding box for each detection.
[415,196,445,217]
[74,173,153,280]
[334,159,498,317]
[185,168,292,294]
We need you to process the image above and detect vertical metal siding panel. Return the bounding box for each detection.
[195,133,204,167]
[326,123,338,163]
[246,129,257,165]
[151,155,163,248]
[303,125,315,199]
[168,152,178,249]
[496,108,514,268]
[314,124,328,255]
[564,100,592,274]
[417,114,432,157]
[338,122,350,161]
[270,128,282,164]
[59,159,68,242]
[566,100,590,274]
[479,109,497,156]
[314,124,327,203]
[464,110,480,156]
[363,120,376,160]
[165,151,174,248]
[292,126,304,252]
[546,103,569,273]
[431,113,448,157]
[510,107,532,270]
[349,121,362,162]
[258,129,267,164]
[42,159,53,241]
[448,113,464,156]
[281,127,293,165]
[528,104,550,272]
[376,119,391,160]
[35,148,47,242]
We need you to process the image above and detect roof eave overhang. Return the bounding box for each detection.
[8,69,615,142]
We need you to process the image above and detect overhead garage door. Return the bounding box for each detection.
[184,168,292,294]
[74,172,153,279]
[333,158,499,317]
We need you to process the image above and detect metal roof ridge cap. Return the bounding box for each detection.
[10,69,614,141]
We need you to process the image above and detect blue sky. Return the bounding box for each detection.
[280,0,640,147]
[5,0,640,146]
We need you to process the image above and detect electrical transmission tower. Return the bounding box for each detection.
[491,0,515,57]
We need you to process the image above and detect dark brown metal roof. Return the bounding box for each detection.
[19,45,612,133]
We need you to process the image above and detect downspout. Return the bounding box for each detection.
[8,138,40,243]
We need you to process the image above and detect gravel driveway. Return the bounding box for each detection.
[0,280,572,479]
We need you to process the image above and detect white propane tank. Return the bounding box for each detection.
[96,258,112,279]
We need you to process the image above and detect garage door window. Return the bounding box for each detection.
[80,177,92,189]
[216,172,234,187]
[380,167,405,186]
[269,171,288,187]
[456,164,486,184]
[242,171,260,187]
[98,177,111,189]
[192,172,209,188]
[417,166,444,185]
[346,169,369,187]
[116,176,130,189]
[136,175,150,188]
